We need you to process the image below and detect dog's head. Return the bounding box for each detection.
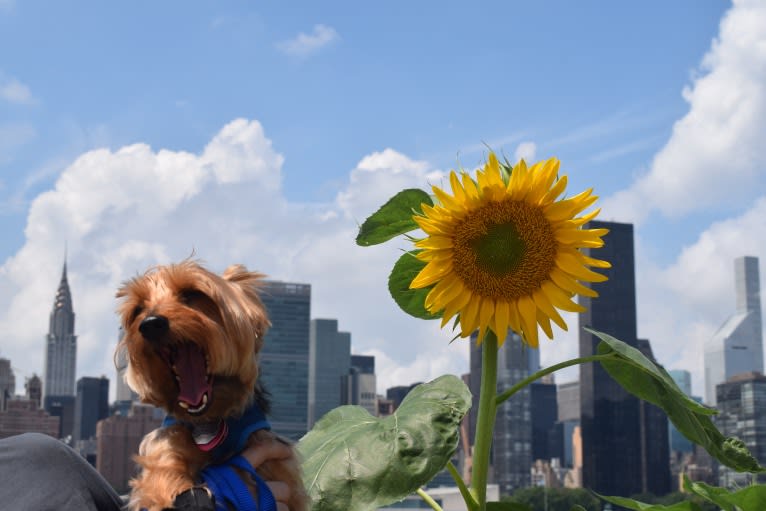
[116,261,270,421]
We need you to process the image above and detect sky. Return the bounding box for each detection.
[1,0,764,401]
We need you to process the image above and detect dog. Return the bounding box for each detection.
[116,260,308,511]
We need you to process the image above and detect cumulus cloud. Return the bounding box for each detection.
[513,142,537,163]
[276,24,339,57]
[0,76,34,105]
[601,0,766,223]
[0,119,468,396]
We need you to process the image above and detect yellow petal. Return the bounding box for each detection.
[537,309,554,340]
[415,249,452,262]
[449,171,468,203]
[545,191,599,222]
[440,290,471,328]
[549,267,598,298]
[532,288,568,331]
[540,175,568,205]
[517,295,539,348]
[410,259,453,289]
[413,215,452,236]
[461,172,479,200]
[432,186,464,212]
[493,300,510,345]
[460,296,481,337]
[555,227,609,246]
[425,274,464,309]
[415,235,453,250]
[541,281,586,313]
[557,252,608,282]
[507,299,522,336]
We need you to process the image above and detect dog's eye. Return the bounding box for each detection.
[180,289,206,304]
[130,305,143,322]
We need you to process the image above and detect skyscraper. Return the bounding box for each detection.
[308,318,351,427]
[579,221,669,496]
[115,328,138,402]
[637,339,671,495]
[715,372,766,487]
[44,261,77,398]
[668,370,694,454]
[469,330,540,494]
[0,358,14,411]
[73,376,110,441]
[258,280,311,441]
[341,355,377,416]
[704,256,763,406]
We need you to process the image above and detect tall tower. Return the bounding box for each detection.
[579,221,644,496]
[308,319,351,427]
[44,260,77,398]
[259,280,311,441]
[705,256,763,405]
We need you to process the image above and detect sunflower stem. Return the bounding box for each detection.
[495,353,618,406]
[469,330,499,511]
[416,488,445,511]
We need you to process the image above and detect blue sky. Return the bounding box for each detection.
[1,0,764,399]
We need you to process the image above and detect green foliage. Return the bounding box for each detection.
[596,493,701,510]
[503,486,601,511]
[297,375,471,511]
[683,475,766,511]
[388,250,440,320]
[355,188,433,246]
[487,501,532,511]
[590,328,765,473]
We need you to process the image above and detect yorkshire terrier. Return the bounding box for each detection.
[116,261,308,511]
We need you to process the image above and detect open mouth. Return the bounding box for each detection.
[170,343,213,416]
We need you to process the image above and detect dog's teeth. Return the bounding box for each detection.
[178,401,189,409]
[202,394,208,405]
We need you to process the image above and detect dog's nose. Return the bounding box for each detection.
[139,315,169,343]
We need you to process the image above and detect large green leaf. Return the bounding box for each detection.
[596,493,700,511]
[297,375,471,511]
[683,475,766,511]
[388,250,440,320]
[589,328,765,473]
[355,189,433,246]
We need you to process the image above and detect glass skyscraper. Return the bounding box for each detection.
[308,318,351,427]
[579,220,670,496]
[258,280,311,441]
[704,256,763,406]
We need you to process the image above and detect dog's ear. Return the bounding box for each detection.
[223,264,271,338]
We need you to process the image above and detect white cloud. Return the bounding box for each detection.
[276,24,339,57]
[0,76,34,105]
[601,0,766,223]
[0,0,13,11]
[633,197,766,398]
[0,119,469,398]
[513,142,537,163]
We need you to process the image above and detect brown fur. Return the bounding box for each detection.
[116,260,308,511]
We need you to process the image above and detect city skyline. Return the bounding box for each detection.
[0,1,765,400]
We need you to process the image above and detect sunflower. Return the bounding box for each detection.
[410,153,610,347]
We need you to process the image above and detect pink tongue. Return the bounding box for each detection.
[173,344,211,407]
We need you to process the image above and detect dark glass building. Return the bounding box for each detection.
[579,221,669,496]
[531,381,558,462]
[73,376,110,441]
[308,318,350,427]
[259,281,311,441]
[43,394,75,439]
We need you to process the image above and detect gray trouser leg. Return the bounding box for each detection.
[0,433,124,511]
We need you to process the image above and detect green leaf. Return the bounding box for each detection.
[569,506,588,511]
[356,189,433,246]
[388,250,440,320]
[297,375,472,511]
[596,493,700,510]
[683,475,766,511]
[589,328,766,473]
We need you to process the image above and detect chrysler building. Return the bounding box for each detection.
[44,261,77,398]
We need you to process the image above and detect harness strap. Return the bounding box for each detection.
[201,455,276,511]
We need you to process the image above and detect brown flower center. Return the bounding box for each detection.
[452,199,557,301]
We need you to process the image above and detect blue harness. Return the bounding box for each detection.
[162,402,276,511]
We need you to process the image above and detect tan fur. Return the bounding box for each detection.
[117,260,308,511]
